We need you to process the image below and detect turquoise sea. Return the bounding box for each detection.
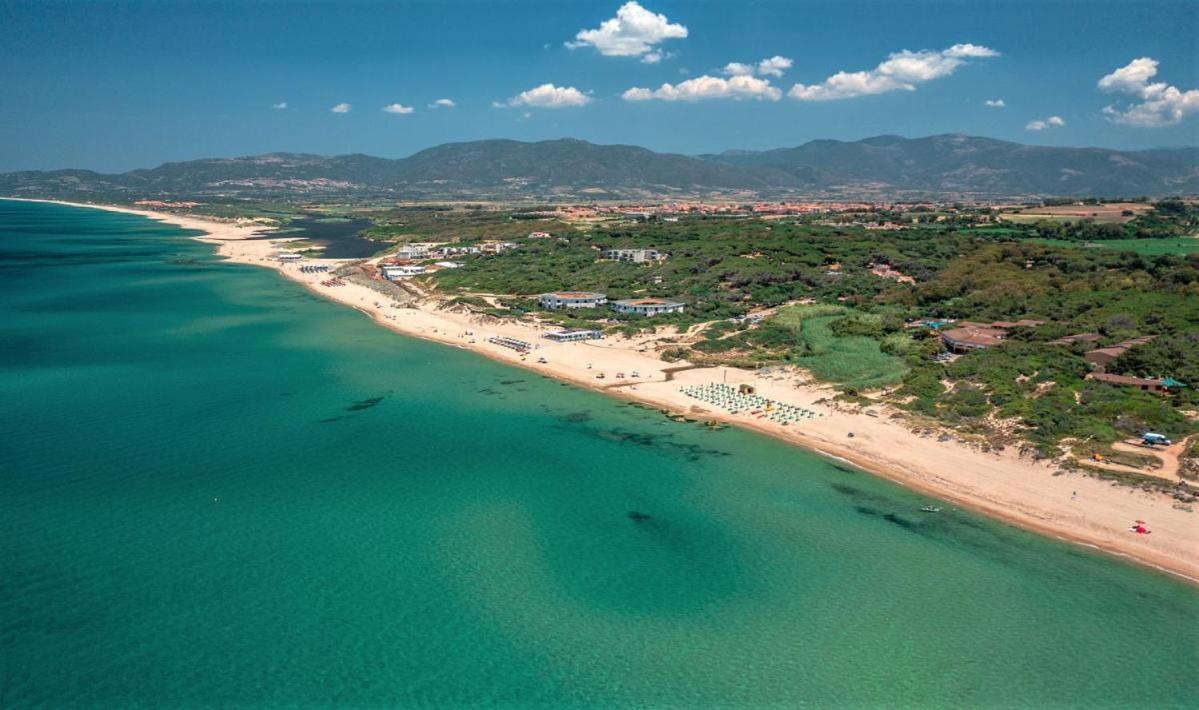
[1,200,1197,708]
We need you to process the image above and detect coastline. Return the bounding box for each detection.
[8,197,1197,584]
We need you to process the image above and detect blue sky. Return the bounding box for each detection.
[0,0,1195,171]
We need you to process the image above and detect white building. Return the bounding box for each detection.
[276,252,303,262]
[395,244,432,260]
[543,329,604,342]
[611,298,685,316]
[381,264,427,280]
[528,231,552,239]
[538,291,608,310]
[480,241,518,255]
[604,248,663,263]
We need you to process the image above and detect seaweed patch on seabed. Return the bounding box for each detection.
[561,411,592,423]
[589,426,731,461]
[854,505,918,531]
[346,396,385,412]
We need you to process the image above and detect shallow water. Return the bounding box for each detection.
[2,200,1197,707]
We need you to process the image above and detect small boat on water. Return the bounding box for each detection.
[920,506,942,513]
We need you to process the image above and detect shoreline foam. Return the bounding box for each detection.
[8,197,1196,584]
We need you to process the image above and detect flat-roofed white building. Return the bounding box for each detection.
[276,252,303,262]
[381,264,427,280]
[543,328,604,342]
[604,248,663,263]
[395,244,433,260]
[538,291,608,310]
[611,298,685,316]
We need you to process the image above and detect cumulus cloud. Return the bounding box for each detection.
[382,103,414,114]
[429,98,456,109]
[788,43,998,101]
[622,74,781,102]
[502,83,591,108]
[984,98,1005,108]
[568,2,687,58]
[1098,57,1199,128]
[1025,115,1065,131]
[757,56,793,77]
[330,103,351,113]
[723,56,792,78]
[272,102,288,109]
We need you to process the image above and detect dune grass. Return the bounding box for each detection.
[772,305,909,390]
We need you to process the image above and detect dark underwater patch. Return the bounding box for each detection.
[346,396,385,412]
[854,505,917,531]
[562,411,592,423]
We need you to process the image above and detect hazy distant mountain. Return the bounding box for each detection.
[1,135,1195,201]
[700,134,1199,198]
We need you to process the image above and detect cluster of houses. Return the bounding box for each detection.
[1055,334,1185,395]
[939,320,1045,353]
[537,291,685,317]
[938,319,1185,396]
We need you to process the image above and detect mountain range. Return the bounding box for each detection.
[2,134,1195,201]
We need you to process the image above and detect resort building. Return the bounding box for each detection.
[276,252,303,262]
[940,319,1046,353]
[438,245,481,256]
[543,329,604,343]
[604,248,663,263]
[1087,373,1185,396]
[538,291,608,310]
[1084,336,1156,372]
[395,244,434,260]
[528,231,552,239]
[381,264,427,280]
[479,241,518,255]
[1050,332,1103,346]
[611,298,685,316]
[941,325,1006,352]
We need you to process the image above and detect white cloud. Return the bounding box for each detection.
[723,56,792,79]
[757,56,793,77]
[272,102,288,109]
[429,98,456,109]
[640,50,666,64]
[984,98,1005,108]
[330,103,351,113]
[503,83,592,108]
[623,74,781,102]
[1025,115,1065,131]
[382,103,414,114]
[568,2,687,58]
[789,43,998,101]
[1098,57,1199,128]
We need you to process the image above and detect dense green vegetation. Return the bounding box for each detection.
[1031,237,1199,256]
[390,204,1199,457]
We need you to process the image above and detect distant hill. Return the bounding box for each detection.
[2,135,1195,201]
[701,134,1199,198]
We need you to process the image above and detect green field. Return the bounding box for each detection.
[773,305,909,390]
[1034,237,1199,256]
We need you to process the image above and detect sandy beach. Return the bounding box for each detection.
[12,198,1198,583]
